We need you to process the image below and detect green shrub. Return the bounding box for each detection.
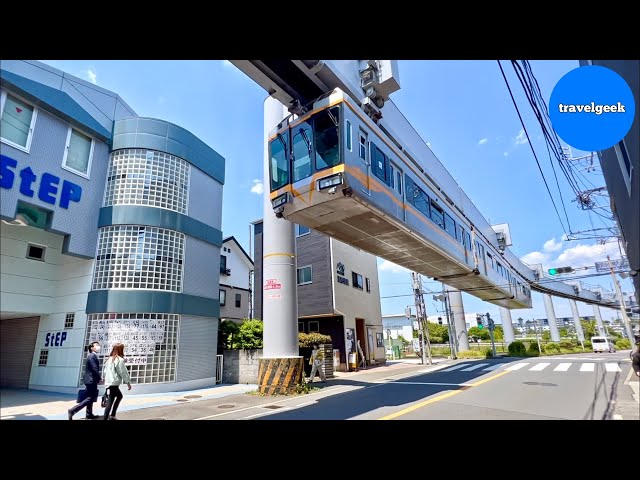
[559,340,575,349]
[232,319,264,349]
[544,342,560,354]
[615,339,631,349]
[584,340,592,349]
[457,350,486,358]
[218,320,240,350]
[429,336,444,344]
[508,341,526,356]
[430,346,451,357]
[526,342,540,356]
[298,332,332,348]
[484,347,494,358]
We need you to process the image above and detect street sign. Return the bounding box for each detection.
[595,257,629,273]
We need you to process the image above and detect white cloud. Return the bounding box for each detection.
[85,67,97,85]
[520,251,549,266]
[503,152,509,157]
[379,260,410,275]
[514,129,528,145]
[553,241,620,268]
[543,237,563,252]
[250,179,264,195]
[478,138,488,145]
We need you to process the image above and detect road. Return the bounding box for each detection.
[115,352,638,420]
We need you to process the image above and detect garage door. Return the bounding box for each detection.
[1,317,40,388]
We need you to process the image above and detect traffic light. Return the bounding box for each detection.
[476,314,484,329]
[438,317,443,325]
[548,266,573,275]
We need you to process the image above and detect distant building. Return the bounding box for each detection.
[218,236,253,323]
[382,314,415,343]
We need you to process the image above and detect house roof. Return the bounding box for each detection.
[222,236,253,266]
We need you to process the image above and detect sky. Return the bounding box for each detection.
[39,60,634,324]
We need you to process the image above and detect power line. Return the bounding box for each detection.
[497,60,570,236]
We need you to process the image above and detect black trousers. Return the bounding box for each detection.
[103,386,123,419]
[70,383,98,417]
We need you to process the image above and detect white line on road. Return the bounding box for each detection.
[580,363,595,372]
[605,363,622,372]
[379,381,474,386]
[244,407,291,420]
[482,364,502,371]
[506,363,529,371]
[553,363,572,372]
[529,363,550,371]
[440,364,470,372]
[461,363,489,371]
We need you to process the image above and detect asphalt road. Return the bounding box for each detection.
[115,352,638,421]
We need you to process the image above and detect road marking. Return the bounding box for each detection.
[605,363,621,372]
[461,363,489,372]
[553,363,571,372]
[379,381,474,386]
[506,363,529,371]
[482,364,502,371]
[580,363,595,372]
[440,364,470,372]
[244,407,291,419]
[529,363,550,371]
[379,370,511,420]
[612,414,623,420]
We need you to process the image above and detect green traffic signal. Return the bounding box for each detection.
[478,324,484,329]
[548,268,558,275]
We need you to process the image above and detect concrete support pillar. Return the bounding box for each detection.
[448,289,469,351]
[499,307,516,346]
[592,305,605,336]
[542,294,561,342]
[569,299,585,343]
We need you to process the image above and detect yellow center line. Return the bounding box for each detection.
[378,369,511,420]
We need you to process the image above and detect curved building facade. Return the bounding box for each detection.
[1,61,224,394]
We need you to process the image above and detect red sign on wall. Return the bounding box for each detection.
[264,279,282,290]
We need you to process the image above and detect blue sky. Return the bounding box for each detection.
[40,60,634,323]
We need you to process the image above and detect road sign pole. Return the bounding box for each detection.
[607,256,636,350]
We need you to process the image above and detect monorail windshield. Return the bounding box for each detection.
[269,105,341,192]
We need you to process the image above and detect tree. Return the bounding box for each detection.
[218,320,240,350]
[468,326,490,340]
[493,325,504,341]
[231,319,264,349]
[581,319,598,339]
[397,334,411,346]
[426,322,449,343]
[559,327,569,338]
[542,330,551,341]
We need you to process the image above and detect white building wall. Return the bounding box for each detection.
[331,238,385,362]
[1,223,93,389]
[221,239,251,290]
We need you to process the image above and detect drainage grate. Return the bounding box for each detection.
[262,405,283,410]
[175,398,190,402]
[217,404,235,409]
[184,395,202,399]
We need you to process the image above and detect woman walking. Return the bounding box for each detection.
[103,343,132,420]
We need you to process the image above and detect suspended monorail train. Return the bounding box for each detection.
[268,88,532,309]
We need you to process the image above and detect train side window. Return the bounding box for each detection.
[390,164,395,190]
[487,252,495,269]
[315,107,341,171]
[372,144,388,184]
[465,232,472,251]
[444,212,456,238]
[430,200,444,229]
[292,127,313,182]
[346,120,352,151]
[269,133,289,191]
[397,171,402,195]
[456,224,464,244]
[359,134,366,160]
[414,188,430,218]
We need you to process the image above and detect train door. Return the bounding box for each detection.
[358,129,370,195]
[389,162,405,221]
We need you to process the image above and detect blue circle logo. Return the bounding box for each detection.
[549,65,635,152]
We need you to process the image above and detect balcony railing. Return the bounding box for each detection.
[220,267,231,276]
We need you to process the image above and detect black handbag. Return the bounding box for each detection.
[101,389,110,408]
[77,388,88,403]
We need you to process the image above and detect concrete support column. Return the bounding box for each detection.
[448,289,469,351]
[542,294,561,342]
[592,305,605,336]
[569,299,585,343]
[499,307,516,346]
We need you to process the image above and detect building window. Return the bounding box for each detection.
[298,322,304,332]
[346,120,352,151]
[297,265,312,285]
[235,293,241,308]
[83,313,178,384]
[308,321,319,332]
[352,272,364,290]
[220,255,229,275]
[92,226,184,292]
[365,277,371,293]
[296,224,311,236]
[65,313,75,329]
[62,127,94,178]
[0,91,37,152]
[376,333,384,348]
[219,289,226,306]
[26,244,45,261]
[104,149,190,214]
[38,349,49,367]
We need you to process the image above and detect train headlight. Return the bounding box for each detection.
[271,193,288,209]
[318,173,343,191]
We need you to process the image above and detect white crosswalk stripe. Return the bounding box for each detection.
[482,364,502,371]
[506,363,529,371]
[440,364,471,372]
[461,363,489,371]
[529,363,550,371]
[553,363,572,372]
[605,363,621,372]
[580,363,595,372]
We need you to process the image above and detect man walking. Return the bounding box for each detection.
[68,341,102,420]
[308,343,326,383]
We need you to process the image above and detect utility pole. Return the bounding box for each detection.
[434,287,457,359]
[533,320,542,355]
[486,313,496,357]
[607,255,637,349]
[412,272,432,365]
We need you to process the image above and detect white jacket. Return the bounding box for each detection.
[104,356,131,387]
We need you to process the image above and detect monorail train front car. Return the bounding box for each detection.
[268,89,532,309]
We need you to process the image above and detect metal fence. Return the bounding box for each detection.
[216,354,223,383]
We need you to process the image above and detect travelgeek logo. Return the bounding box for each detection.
[549,65,635,152]
[557,102,626,115]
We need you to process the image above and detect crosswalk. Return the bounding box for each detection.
[440,361,623,373]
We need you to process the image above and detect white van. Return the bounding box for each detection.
[591,336,616,353]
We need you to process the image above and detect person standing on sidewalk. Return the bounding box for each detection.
[68,341,102,420]
[103,343,132,420]
[308,343,326,383]
[632,347,640,378]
